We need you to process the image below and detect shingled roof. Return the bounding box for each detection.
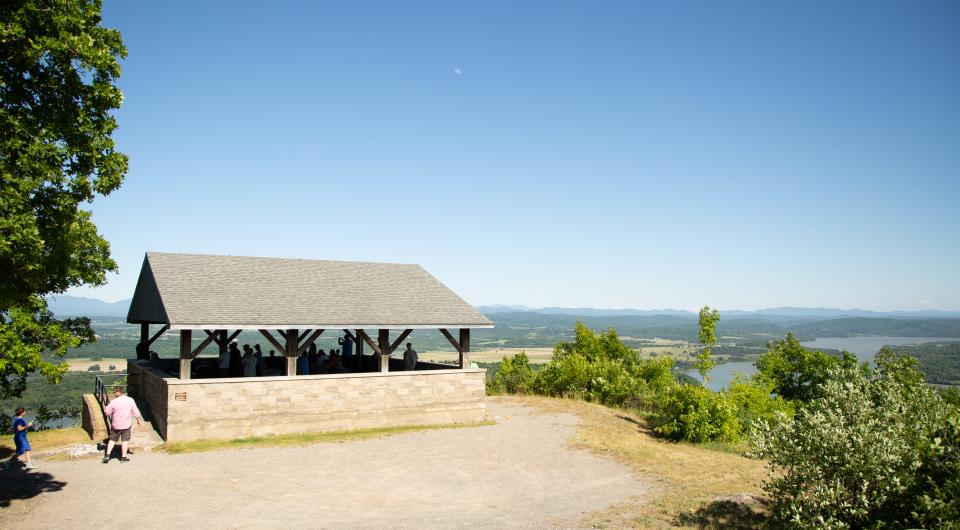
[126,252,494,330]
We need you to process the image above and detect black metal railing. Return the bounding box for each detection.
[94,373,129,409]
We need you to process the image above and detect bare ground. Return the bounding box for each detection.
[0,399,650,529]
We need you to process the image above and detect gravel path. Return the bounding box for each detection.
[0,399,648,528]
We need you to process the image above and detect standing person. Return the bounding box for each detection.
[4,407,35,470]
[254,344,265,376]
[297,351,309,375]
[102,387,142,464]
[403,343,418,371]
[229,340,241,377]
[218,344,230,378]
[339,334,354,360]
[241,345,257,377]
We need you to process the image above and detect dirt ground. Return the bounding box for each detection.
[0,399,650,529]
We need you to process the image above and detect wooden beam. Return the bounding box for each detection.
[378,329,390,372]
[285,329,298,376]
[299,329,310,342]
[148,324,170,346]
[356,330,381,355]
[224,329,242,344]
[388,329,413,355]
[191,331,218,357]
[259,329,285,354]
[179,330,192,379]
[141,323,149,344]
[439,328,463,353]
[297,329,325,355]
[218,330,228,354]
[354,329,364,371]
[341,329,357,342]
[459,328,471,369]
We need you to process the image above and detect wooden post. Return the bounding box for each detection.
[218,330,228,355]
[459,328,471,369]
[141,323,149,345]
[355,329,364,372]
[179,329,192,379]
[285,329,299,376]
[378,329,390,372]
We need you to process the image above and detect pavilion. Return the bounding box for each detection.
[124,252,493,442]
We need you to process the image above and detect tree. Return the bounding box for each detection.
[692,305,720,382]
[0,0,127,399]
[754,332,859,403]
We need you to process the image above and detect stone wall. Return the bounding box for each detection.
[128,361,171,439]
[127,360,486,443]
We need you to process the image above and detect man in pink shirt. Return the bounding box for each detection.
[102,387,142,464]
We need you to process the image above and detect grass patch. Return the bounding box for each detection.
[494,396,769,529]
[164,420,494,454]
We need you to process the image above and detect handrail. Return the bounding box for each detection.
[94,373,129,434]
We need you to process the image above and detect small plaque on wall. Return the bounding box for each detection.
[174,392,188,401]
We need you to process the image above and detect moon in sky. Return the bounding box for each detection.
[453,68,462,75]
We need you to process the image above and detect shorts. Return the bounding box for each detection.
[15,437,31,455]
[109,428,132,442]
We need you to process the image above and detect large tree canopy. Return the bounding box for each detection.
[0,0,127,399]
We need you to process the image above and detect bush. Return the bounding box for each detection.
[724,376,794,436]
[652,384,740,443]
[751,353,952,528]
[86,364,101,372]
[108,364,116,371]
[531,323,675,408]
[488,352,535,394]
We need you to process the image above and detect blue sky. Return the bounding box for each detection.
[66,1,960,311]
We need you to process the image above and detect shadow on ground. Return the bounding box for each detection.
[616,414,657,436]
[0,466,67,508]
[674,497,771,529]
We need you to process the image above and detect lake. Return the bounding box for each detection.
[686,336,958,391]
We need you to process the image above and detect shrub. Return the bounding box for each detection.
[488,352,535,394]
[912,412,960,528]
[751,353,951,528]
[652,384,740,443]
[86,364,101,372]
[531,323,676,408]
[724,376,794,436]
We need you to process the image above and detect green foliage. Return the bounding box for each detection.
[0,296,95,398]
[883,340,960,385]
[723,376,794,436]
[751,352,954,528]
[487,351,536,394]
[532,322,674,408]
[0,0,126,399]
[911,412,960,528]
[754,332,860,403]
[693,306,720,382]
[86,363,100,372]
[652,383,740,443]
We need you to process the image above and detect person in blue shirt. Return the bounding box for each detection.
[4,407,36,470]
[297,351,309,375]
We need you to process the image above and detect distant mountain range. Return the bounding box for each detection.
[45,296,960,319]
[477,305,960,319]
[47,296,131,317]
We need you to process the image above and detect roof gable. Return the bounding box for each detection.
[126,252,493,330]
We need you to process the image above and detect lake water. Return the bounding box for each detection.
[686,336,958,392]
